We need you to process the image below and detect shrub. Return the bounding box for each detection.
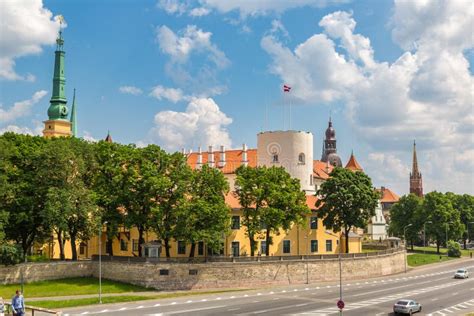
[447,240,461,257]
[0,244,22,266]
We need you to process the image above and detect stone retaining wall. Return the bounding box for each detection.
[1,251,406,290]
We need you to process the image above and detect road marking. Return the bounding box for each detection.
[164,305,227,315]
[118,307,127,311]
[227,308,240,311]
[137,305,144,309]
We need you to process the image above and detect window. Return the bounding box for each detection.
[272,154,279,163]
[159,269,169,275]
[189,269,198,275]
[79,242,87,255]
[232,242,240,257]
[260,241,267,255]
[310,174,313,186]
[231,216,240,229]
[326,240,333,252]
[311,240,318,253]
[132,239,139,252]
[283,240,291,254]
[120,239,128,251]
[298,153,305,164]
[198,241,204,256]
[310,217,318,229]
[178,241,186,254]
[106,241,112,254]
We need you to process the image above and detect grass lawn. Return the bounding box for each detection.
[361,248,381,253]
[410,245,473,257]
[0,277,151,298]
[29,289,246,309]
[407,253,455,267]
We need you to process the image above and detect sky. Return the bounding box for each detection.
[0,0,473,196]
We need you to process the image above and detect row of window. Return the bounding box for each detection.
[271,153,306,164]
[231,216,319,230]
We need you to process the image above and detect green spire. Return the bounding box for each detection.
[47,29,68,121]
[70,88,77,136]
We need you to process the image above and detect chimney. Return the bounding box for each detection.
[218,145,226,168]
[197,146,203,169]
[242,143,248,167]
[208,145,215,167]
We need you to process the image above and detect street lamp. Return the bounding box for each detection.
[424,221,432,253]
[326,230,343,315]
[99,221,108,304]
[304,235,309,284]
[403,224,413,273]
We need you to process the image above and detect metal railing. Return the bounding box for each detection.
[90,248,403,264]
[4,302,61,315]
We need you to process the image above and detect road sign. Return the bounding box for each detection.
[337,300,345,309]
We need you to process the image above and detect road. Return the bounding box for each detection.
[62,258,474,316]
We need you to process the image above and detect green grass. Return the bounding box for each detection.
[29,289,247,309]
[361,248,381,253]
[407,253,455,267]
[410,245,473,257]
[0,277,151,298]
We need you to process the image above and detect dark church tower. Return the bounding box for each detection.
[410,141,423,197]
[321,117,342,167]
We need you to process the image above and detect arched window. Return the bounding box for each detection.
[272,154,279,163]
[298,153,305,164]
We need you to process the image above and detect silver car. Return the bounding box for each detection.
[454,268,469,279]
[393,299,422,315]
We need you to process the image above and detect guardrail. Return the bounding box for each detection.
[4,302,61,315]
[91,248,403,264]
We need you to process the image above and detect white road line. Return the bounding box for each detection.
[164,305,227,315]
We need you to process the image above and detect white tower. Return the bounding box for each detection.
[257,130,314,193]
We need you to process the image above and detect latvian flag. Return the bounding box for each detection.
[283,84,291,92]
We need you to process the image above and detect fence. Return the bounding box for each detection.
[4,302,60,315]
[91,248,403,264]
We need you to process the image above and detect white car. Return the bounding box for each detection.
[454,268,469,279]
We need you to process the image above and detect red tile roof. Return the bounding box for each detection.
[313,160,333,179]
[226,192,319,210]
[187,149,257,174]
[345,153,363,172]
[377,187,400,203]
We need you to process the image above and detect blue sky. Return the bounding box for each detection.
[1,0,473,195]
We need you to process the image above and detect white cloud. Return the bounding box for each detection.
[146,97,232,151]
[119,86,143,95]
[0,90,48,123]
[262,3,473,194]
[0,0,61,80]
[82,131,98,142]
[0,120,43,136]
[189,7,211,17]
[149,85,186,103]
[157,0,187,15]
[200,0,349,17]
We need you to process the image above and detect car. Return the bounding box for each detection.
[393,299,422,315]
[454,268,469,279]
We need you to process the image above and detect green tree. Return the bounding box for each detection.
[447,240,461,257]
[151,152,192,258]
[0,133,49,258]
[316,167,379,253]
[388,194,423,250]
[176,165,230,258]
[234,166,309,256]
[448,193,474,249]
[121,144,167,257]
[422,191,463,254]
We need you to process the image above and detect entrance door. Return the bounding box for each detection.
[231,241,240,257]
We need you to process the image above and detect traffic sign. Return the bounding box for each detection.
[337,300,345,309]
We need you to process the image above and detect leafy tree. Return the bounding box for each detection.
[234,166,309,256]
[176,165,230,258]
[422,191,463,254]
[447,193,474,249]
[151,152,192,258]
[316,167,379,253]
[388,194,423,250]
[0,244,22,266]
[260,167,309,256]
[447,240,461,257]
[93,141,128,256]
[39,138,98,260]
[121,144,167,257]
[0,133,49,258]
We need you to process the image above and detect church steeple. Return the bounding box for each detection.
[43,17,73,138]
[410,140,423,197]
[321,116,342,167]
[70,88,77,137]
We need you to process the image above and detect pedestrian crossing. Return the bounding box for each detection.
[427,299,474,315]
[293,281,463,315]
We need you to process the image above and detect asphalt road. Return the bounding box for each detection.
[62,258,474,316]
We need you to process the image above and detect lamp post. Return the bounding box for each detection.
[304,235,309,284]
[424,221,432,253]
[326,231,343,315]
[99,221,107,304]
[403,224,413,273]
